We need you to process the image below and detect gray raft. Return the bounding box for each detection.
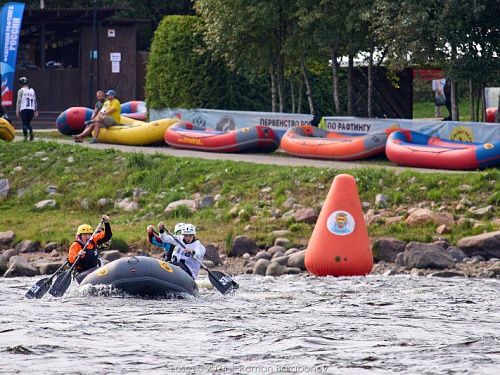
[80,256,198,297]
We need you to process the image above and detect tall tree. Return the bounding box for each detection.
[371,0,499,121]
[195,0,296,112]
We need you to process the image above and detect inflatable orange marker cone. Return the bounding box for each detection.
[305,174,373,276]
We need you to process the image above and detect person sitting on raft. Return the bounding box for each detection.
[146,222,184,261]
[68,215,112,283]
[157,222,206,279]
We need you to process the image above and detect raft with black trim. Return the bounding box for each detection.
[280,125,388,160]
[164,122,280,153]
[80,256,199,297]
[0,118,15,142]
[385,129,500,170]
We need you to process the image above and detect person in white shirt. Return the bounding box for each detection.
[16,77,38,141]
[157,222,206,279]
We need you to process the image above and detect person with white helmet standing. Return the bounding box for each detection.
[16,77,38,141]
[146,222,184,261]
[157,222,206,279]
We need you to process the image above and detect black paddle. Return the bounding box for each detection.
[25,260,69,299]
[48,219,104,298]
[156,227,239,295]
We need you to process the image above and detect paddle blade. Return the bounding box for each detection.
[25,278,51,299]
[48,271,72,297]
[208,270,239,295]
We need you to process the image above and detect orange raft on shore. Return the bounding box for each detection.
[164,122,280,153]
[280,125,388,160]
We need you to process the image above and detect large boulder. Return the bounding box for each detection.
[457,231,500,260]
[163,199,196,214]
[254,250,272,261]
[229,235,259,257]
[267,245,286,256]
[204,243,222,266]
[43,242,59,253]
[402,242,455,270]
[15,240,41,253]
[0,230,15,247]
[447,246,467,263]
[372,237,406,262]
[266,262,285,276]
[292,208,317,223]
[36,261,65,275]
[2,248,19,259]
[287,249,306,270]
[405,208,433,226]
[3,256,39,277]
[100,250,122,262]
[34,199,57,210]
[0,254,8,274]
[115,198,139,212]
[253,259,270,275]
[272,255,290,266]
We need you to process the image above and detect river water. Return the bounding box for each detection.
[1,274,499,374]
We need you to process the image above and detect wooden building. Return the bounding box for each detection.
[14,8,146,113]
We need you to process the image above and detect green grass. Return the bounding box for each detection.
[413,100,472,121]
[0,142,498,253]
[16,130,67,140]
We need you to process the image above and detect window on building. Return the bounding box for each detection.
[17,25,41,69]
[44,26,80,69]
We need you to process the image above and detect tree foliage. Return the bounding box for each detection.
[145,15,268,110]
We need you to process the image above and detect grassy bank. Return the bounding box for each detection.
[413,100,472,121]
[0,142,498,252]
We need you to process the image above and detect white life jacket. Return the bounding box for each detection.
[19,88,37,111]
[159,233,206,278]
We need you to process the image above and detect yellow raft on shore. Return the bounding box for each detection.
[94,116,179,146]
[0,118,15,142]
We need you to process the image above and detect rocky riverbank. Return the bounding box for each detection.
[1,229,499,280]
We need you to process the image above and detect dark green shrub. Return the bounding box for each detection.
[146,15,268,111]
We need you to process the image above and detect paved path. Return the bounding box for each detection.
[20,135,464,173]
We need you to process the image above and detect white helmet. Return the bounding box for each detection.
[174,222,185,235]
[181,223,196,235]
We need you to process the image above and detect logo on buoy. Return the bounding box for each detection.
[327,210,355,236]
[96,267,109,277]
[159,260,173,273]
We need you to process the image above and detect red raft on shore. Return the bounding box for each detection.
[280,125,388,160]
[386,129,500,170]
[164,122,280,153]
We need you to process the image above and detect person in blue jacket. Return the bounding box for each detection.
[147,222,184,261]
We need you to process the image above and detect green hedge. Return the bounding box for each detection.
[146,15,269,111]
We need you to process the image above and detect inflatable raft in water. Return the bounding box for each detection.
[0,118,15,142]
[164,122,280,153]
[280,125,388,160]
[385,129,500,170]
[80,256,198,297]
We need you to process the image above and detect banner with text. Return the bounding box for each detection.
[0,2,25,107]
[322,117,500,143]
[150,108,500,144]
[150,108,313,137]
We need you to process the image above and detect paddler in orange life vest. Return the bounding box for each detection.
[68,215,112,283]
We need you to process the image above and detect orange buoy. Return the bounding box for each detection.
[305,174,373,276]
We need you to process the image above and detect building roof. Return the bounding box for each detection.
[22,8,146,25]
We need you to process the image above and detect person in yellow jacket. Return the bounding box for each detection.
[88,89,121,144]
[68,215,112,283]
